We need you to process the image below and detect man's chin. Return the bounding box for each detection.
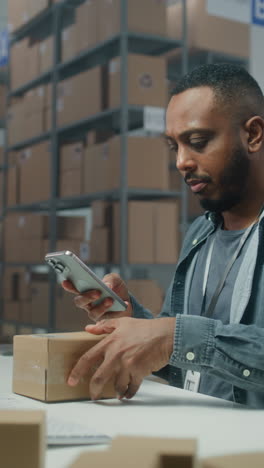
[199,196,240,213]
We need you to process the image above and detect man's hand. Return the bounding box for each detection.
[67,316,176,400]
[62,273,132,322]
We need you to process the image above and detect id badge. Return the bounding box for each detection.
[184,370,201,392]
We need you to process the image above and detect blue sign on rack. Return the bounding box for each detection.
[252,0,264,26]
[0,30,9,67]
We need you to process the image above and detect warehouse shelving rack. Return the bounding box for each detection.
[1,0,188,333]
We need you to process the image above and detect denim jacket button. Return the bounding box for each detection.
[243,369,250,377]
[186,352,195,361]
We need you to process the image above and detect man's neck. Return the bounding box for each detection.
[222,201,264,231]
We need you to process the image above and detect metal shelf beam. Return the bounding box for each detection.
[9,70,52,98]
[7,132,51,152]
[5,189,181,213]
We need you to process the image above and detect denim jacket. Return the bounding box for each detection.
[131,211,264,407]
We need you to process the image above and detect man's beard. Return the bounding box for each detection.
[199,144,250,213]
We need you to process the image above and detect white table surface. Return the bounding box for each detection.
[1,355,264,468]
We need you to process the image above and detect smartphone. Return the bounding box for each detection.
[45,250,127,312]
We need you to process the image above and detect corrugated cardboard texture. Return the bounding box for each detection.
[13,332,116,402]
[71,436,197,468]
[0,410,45,468]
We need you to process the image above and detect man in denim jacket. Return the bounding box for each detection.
[64,64,264,407]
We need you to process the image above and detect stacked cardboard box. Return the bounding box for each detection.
[6,141,51,206]
[10,36,53,90]
[108,54,168,109]
[89,200,180,265]
[0,84,6,119]
[0,171,4,213]
[90,201,112,264]
[8,0,50,33]
[6,163,19,206]
[83,136,169,194]
[113,200,180,264]
[55,286,92,331]
[98,0,167,42]
[61,0,98,63]
[18,141,51,204]
[0,146,4,166]
[7,85,51,145]
[4,268,42,325]
[57,67,101,127]
[167,0,249,59]
[3,213,88,263]
[59,141,84,198]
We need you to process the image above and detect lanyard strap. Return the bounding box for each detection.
[201,222,256,318]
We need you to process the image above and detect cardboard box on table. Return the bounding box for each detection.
[0,410,45,468]
[13,331,116,402]
[71,436,197,468]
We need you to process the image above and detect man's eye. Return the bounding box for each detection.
[190,140,208,150]
[168,143,178,152]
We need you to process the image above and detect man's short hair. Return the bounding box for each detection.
[171,63,264,120]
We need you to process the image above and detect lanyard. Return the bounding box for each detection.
[201,222,257,318]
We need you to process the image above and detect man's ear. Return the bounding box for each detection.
[244,116,264,153]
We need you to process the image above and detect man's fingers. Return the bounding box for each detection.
[87,298,114,319]
[114,370,131,400]
[74,290,101,308]
[85,319,117,335]
[89,357,119,400]
[67,345,104,387]
[124,376,143,400]
[62,280,79,294]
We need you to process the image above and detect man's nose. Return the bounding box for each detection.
[176,148,197,173]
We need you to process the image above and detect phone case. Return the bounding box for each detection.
[45,251,126,312]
